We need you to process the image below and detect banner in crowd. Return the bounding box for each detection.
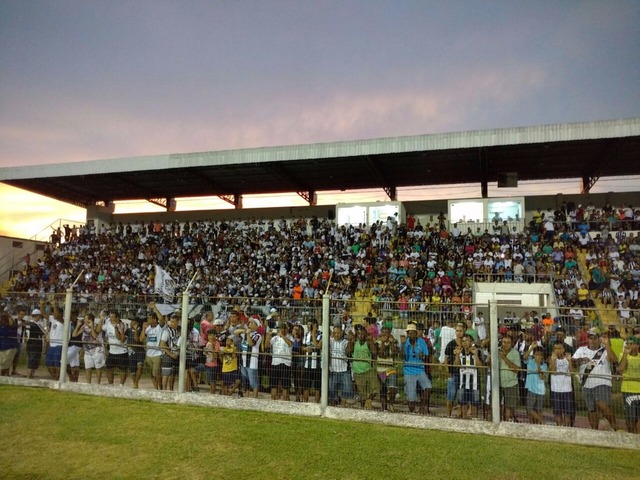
[154,265,176,302]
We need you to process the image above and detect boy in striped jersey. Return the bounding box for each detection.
[454,334,484,419]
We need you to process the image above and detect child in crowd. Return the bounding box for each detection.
[203,330,220,394]
[221,336,241,395]
[524,344,548,424]
[548,341,575,427]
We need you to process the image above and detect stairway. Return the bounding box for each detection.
[575,251,619,328]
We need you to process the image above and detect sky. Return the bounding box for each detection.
[1,1,639,239]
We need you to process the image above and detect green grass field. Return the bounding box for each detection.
[0,385,638,480]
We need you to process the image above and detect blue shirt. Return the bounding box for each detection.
[403,337,429,375]
[525,357,548,395]
[0,323,18,351]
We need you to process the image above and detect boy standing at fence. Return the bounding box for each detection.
[375,325,398,412]
[454,334,484,419]
[221,336,242,395]
[203,330,220,394]
[549,340,575,427]
[523,344,548,424]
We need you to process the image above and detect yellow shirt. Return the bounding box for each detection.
[621,353,640,394]
[222,345,238,373]
[577,287,589,301]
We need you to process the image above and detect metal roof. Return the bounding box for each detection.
[1,117,639,208]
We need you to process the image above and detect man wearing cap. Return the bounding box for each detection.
[572,330,620,430]
[266,308,279,330]
[23,305,46,378]
[618,335,640,434]
[403,323,431,414]
[44,297,66,381]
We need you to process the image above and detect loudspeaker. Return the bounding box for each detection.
[497,172,518,188]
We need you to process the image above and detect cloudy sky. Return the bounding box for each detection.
[1,1,639,238]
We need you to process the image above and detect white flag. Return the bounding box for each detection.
[154,265,176,302]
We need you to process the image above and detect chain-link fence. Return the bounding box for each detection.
[2,292,638,433]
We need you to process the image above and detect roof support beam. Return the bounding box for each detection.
[479,148,488,198]
[219,194,243,209]
[581,139,623,194]
[265,162,311,196]
[147,198,176,211]
[383,186,397,201]
[365,156,397,200]
[297,190,317,206]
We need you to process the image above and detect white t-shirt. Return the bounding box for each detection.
[270,334,293,367]
[550,356,573,393]
[572,346,612,388]
[48,317,66,347]
[439,325,456,363]
[144,324,164,357]
[102,320,128,355]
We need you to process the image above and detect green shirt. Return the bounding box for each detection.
[499,348,521,388]
[352,340,373,374]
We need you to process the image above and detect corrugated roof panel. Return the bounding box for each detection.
[2,117,639,181]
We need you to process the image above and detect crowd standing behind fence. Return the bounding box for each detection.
[2,292,640,435]
[1,201,640,435]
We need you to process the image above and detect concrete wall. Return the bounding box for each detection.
[0,236,48,283]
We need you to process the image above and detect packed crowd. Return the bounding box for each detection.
[7,201,639,331]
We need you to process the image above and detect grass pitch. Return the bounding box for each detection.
[0,386,637,480]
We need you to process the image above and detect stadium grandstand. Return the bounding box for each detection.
[1,118,640,442]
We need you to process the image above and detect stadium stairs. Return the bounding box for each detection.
[575,250,619,328]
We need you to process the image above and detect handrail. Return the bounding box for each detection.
[0,218,83,282]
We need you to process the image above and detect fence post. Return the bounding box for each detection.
[177,290,189,394]
[178,271,199,395]
[489,300,500,425]
[320,294,330,414]
[58,288,73,387]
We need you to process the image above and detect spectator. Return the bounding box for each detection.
[23,305,46,378]
[453,333,484,419]
[0,311,18,376]
[618,335,640,434]
[572,330,619,431]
